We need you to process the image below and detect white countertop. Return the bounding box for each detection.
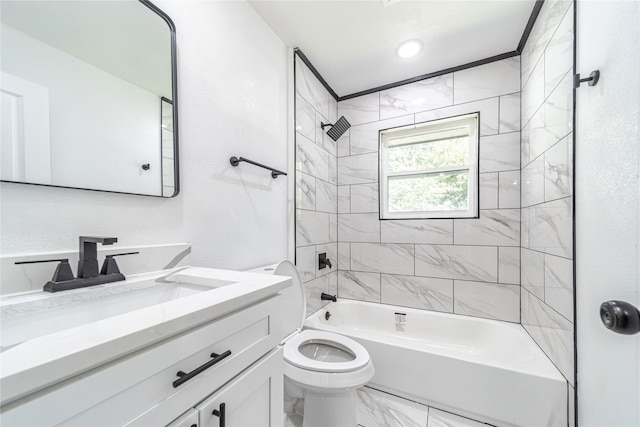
[0,267,291,405]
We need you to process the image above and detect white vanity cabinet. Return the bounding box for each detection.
[166,409,199,427]
[165,348,283,427]
[0,295,284,427]
[195,348,283,427]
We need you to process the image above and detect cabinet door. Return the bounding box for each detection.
[167,409,199,427]
[197,348,283,427]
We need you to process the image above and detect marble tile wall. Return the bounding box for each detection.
[336,57,522,323]
[356,387,489,427]
[294,56,339,314]
[520,0,575,390]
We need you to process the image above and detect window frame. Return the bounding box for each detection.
[379,112,480,220]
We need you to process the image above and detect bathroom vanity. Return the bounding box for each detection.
[0,267,290,426]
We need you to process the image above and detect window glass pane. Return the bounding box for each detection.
[388,170,469,213]
[387,136,469,173]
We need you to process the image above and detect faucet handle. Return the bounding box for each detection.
[318,252,332,270]
[15,258,75,282]
[100,252,139,275]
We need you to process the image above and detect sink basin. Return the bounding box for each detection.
[0,274,235,352]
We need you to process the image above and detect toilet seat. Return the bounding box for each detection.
[283,329,370,373]
[250,261,372,375]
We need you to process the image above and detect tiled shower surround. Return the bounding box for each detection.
[295,56,524,322]
[335,57,522,323]
[520,0,575,387]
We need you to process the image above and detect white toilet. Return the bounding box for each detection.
[251,260,374,427]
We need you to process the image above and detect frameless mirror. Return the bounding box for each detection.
[0,0,179,197]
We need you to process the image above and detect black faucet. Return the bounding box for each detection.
[15,236,138,292]
[78,236,118,278]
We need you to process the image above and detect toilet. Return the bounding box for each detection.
[250,260,374,427]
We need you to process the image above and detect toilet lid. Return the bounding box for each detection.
[283,329,370,373]
[273,260,306,339]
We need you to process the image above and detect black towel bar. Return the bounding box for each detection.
[229,156,287,179]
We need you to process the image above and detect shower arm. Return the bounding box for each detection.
[320,122,334,129]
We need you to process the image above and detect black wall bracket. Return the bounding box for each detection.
[574,70,600,88]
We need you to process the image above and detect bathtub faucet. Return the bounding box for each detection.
[321,293,337,302]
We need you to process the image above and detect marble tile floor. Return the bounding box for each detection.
[283,386,492,427]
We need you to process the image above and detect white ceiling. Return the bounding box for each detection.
[250,0,536,97]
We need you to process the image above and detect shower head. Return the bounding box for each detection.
[321,116,351,142]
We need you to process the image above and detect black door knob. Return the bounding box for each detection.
[600,300,640,335]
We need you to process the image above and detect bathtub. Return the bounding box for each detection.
[304,300,568,427]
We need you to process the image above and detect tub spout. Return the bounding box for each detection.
[321,293,337,302]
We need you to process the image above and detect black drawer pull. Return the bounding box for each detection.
[212,403,226,427]
[172,350,232,388]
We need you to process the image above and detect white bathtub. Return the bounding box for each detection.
[304,300,568,427]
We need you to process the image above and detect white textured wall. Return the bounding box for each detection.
[0,1,290,272]
[157,0,290,270]
[576,1,640,425]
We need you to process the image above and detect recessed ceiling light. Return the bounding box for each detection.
[396,39,422,58]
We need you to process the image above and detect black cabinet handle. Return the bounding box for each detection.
[212,403,226,427]
[172,350,232,388]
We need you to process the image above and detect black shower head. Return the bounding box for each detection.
[321,116,351,142]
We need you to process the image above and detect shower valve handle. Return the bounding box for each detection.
[319,252,332,270]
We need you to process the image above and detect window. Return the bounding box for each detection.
[379,113,479,219]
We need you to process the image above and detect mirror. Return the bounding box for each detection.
[0,0,179,197]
